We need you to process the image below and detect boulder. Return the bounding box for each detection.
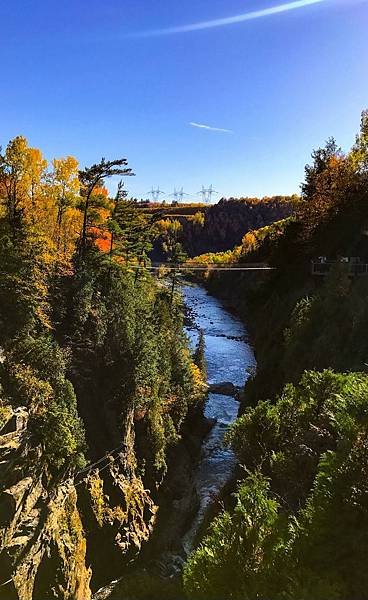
[209,382,237,396]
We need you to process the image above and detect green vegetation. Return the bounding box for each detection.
[151,196,297,260]
[193,329,207,379]
[184,472,285,600]
[2,111,368,599]
[0,136,206,480]
[184,109,368,600]
[185,371,368,600]
[187,218,291,266]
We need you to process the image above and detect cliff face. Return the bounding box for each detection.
[0,408,91,600]
[180,197,296,257]
[0,254,207,600]
[185,198,296,256]
[0,405,159,600]
[150,197,297,261]
[0,399,208,600]
[73,407,159,590]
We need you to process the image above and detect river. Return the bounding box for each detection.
[94,282,256,599]
[181,282,256,551]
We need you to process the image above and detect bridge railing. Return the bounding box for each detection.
[311,260,368,276]
[149,262,274,271]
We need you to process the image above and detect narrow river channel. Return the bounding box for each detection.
[181,282,256,552]
[94,283,256,599]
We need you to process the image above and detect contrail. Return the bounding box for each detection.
[132,0,328,37]
[190,122,234,133]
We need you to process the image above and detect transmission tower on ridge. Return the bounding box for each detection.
[197,186,208,203]
[146,187,165,202]
[197,185,219,203]
[206,184,218,203]
[170,187,189,203]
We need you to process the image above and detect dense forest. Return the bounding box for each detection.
[1,108,367,600]
[184,109,368,600]
[0,139,207,599]
[151,196,297,260]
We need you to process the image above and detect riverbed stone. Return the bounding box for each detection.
[209,381,238,396]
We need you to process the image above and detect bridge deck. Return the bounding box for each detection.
[127,263,274,272]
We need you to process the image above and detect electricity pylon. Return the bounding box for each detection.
[197,186,208,203]
[146,187,165,202]
[170,187,189,203]
[196,185,218,203]
[206,185,218,203]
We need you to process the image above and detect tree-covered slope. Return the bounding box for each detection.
[0,138,206,599]
[151,196,297,261]
[184,109,368,600]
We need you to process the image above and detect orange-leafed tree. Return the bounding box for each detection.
[78,157,134,256]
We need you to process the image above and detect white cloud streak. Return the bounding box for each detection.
[132,0,328,37]
[190,122,234,133]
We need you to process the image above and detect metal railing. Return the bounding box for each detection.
[311,260,368,276]
[128,262,275,272]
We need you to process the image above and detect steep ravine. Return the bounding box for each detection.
[181,283,256,552]
[95,283,256,599]
[0,283,255,600]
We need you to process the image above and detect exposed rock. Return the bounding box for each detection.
[0,412,160,600]
[90,410,213,600]
[0,418,92,600]
[0,321,210,600]
[18,483,92,600]
[0,408,28,436]
[209,381,239,397]
[234,388,245,403]
[77,465,158,590]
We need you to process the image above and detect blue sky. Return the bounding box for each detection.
[1,0,367,200]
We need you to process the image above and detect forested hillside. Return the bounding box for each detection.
[184,110,368,600]
[1,0,366,597]
[151,196,297,260]
[1,118,367,600]
[0,138,207,599]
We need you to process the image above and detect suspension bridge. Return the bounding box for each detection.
[126,262,275,272]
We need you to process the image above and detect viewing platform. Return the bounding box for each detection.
[311,257,368,276]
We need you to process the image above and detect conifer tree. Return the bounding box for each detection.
[78,157,134,254]
[193,329,207,378]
